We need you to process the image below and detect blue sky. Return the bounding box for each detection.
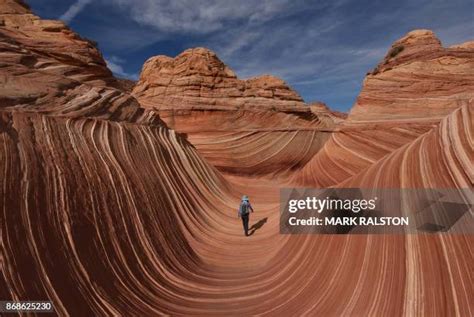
[28,0,473,111]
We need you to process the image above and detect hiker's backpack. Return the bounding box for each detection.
[240,201,249,215]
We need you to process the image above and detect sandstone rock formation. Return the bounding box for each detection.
[0,0,156,124]
[0,1,472,316]
[296,29,474,186]
[352,29,474,121]
[310,101,347,122]
[132,47,341,176]
[133,47,307,112]
[341,102,473,188]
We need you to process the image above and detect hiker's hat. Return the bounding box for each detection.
[242,195,249,201]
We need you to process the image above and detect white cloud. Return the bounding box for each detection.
[109,0,295,34]
[59,0,92,23]
[105,56,138,80]
[218,32,260,59]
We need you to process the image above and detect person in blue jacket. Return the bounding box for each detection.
[238,195,254,236]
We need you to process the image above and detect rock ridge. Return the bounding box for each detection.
[133,47,307,112]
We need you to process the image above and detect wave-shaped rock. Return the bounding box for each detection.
[296,29,474,186]
[352,29,474,121]
[0,2,472,315]
[0,0,157,125]
[341,101,473,188]
[132,47,341,176]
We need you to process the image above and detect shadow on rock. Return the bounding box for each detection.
[248,217,268,236]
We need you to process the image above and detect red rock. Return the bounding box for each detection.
[0,0,159,124]
[0,2,472,316]
[351,29,474,121]
[296,29,474,186]
[133,47,341,175]
[341,102,473,188]
[310,101,347,122]
[133,47,306,111]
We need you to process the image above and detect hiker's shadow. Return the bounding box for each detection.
[248,217,268,236]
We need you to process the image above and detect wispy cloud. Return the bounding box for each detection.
[105,56,138,80]
[109,0,297,34]
[59,0,92,23]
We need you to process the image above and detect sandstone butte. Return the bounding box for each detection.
[296,29,474,187]
[0,1,473,316]
[132,47,343,175]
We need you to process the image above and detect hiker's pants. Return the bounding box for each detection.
[241,214,249,235]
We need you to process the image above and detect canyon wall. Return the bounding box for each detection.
[0,1,472,315]
[295,29,474,187]
[132,47,339,176]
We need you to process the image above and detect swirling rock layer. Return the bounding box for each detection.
[296,30,474,186]
[133,48,341,176]
[1,2,473,316]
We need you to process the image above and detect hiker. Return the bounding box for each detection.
[238,195,254,236]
